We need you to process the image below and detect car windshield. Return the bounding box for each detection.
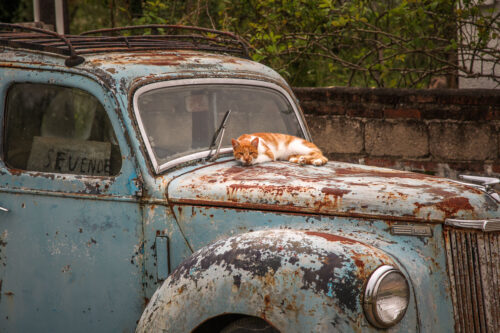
[134,82,305,170]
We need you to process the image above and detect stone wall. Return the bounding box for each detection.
[293,87,500,179]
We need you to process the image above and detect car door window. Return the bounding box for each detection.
[4,83,121,176]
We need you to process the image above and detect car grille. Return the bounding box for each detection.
[444,227,499,332]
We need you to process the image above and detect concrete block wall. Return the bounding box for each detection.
[293,87,500,179]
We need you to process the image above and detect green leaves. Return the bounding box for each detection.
[63,0,499,88]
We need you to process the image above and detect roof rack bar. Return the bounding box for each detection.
[64,34,243,44]
[80,24,249,56]
[4,39,70,56]
[0,23,84,66]
[0,23,251,64]
[41,34,244,55]
[72,47,242,56]
[82,24,237,38]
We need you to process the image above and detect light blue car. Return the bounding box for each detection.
[0,24,498,333]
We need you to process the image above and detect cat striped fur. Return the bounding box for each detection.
[231,133,328,166]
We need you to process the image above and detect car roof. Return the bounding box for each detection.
[0,23,289,92]
[0,49,287,92]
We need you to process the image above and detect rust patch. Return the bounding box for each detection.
[385,191,409,200]
[172,197,441,223]
[414,197,474,218]
[334,166,431,180]
[125,58,184,66]
[351,253,367,280]
[227,183,312,197]
[89,50,231,66]
[304,231,362,245]
[216,163,341,185]
[177,285,186,294]
[321,188,350,197]
[435,197,474,217]
[411,185,457,198]
[353,257,365,272]
[264,294,271,312]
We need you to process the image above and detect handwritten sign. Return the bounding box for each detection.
[27,136,111,176]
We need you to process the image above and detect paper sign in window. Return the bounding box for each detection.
[27,136,111,176]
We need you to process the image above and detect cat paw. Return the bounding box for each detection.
[289,157,299,163]
[312,158,327,166]
[298,156,307,165]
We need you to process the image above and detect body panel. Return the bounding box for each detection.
[0,193,143,332]
[136,229,419,333]
[0,44,497,333]
[168,160,499,222]
[169,205,455,332]
[0,66,145,332]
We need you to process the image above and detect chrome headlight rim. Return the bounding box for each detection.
[363,265,410,328]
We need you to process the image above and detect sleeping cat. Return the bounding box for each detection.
[231,133,328,166]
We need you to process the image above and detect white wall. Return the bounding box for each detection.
[459,0,500,89]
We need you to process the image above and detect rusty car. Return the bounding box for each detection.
[0,23,498,332]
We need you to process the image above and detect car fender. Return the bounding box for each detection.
[136,229,416,332]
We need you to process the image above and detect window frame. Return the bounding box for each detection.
[3,82,121,177]
[0,67,141,198]
[133,78,310,174]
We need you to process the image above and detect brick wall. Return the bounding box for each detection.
[293,87,500,179]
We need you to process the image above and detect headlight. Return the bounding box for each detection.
[363,265,410,328]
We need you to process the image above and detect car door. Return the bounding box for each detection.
[0,67,144,332]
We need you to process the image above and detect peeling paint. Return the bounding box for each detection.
[137,230,412,332]
[1,36,498,333]
[168,160,499,222]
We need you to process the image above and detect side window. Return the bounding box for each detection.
[4,83,122,176]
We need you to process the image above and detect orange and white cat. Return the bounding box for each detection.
[231,133,328,166]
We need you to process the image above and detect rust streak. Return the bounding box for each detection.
[334,166,435,180]
[321,188,350,197]
[171,198,446,223]
[227,183,311,197]
[304,231,363,245]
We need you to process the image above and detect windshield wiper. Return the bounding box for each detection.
[205,109,232,162]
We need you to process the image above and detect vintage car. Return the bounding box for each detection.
[0,23,498,333]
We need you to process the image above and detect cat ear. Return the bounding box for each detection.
[231,138,239,148]
[251,137,259,148]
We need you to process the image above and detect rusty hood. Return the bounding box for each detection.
[167,160,500,222]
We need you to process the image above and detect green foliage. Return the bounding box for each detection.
[214,0,459,87]
[126,0,498,88]
[4,0,498,87]
[0,0,32,23]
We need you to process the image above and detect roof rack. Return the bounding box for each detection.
[0,23,250,67]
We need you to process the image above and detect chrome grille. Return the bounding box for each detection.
[444,228,499,332]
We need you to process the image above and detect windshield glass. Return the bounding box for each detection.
[135,83,304,169]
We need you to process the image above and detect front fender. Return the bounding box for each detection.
[137,229,417,332]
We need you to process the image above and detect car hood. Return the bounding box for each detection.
[167,160,500,222]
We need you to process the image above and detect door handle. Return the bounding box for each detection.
[155,235,169,281]
[0,206,9,212]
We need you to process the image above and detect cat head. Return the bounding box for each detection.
[231,137,259,165]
